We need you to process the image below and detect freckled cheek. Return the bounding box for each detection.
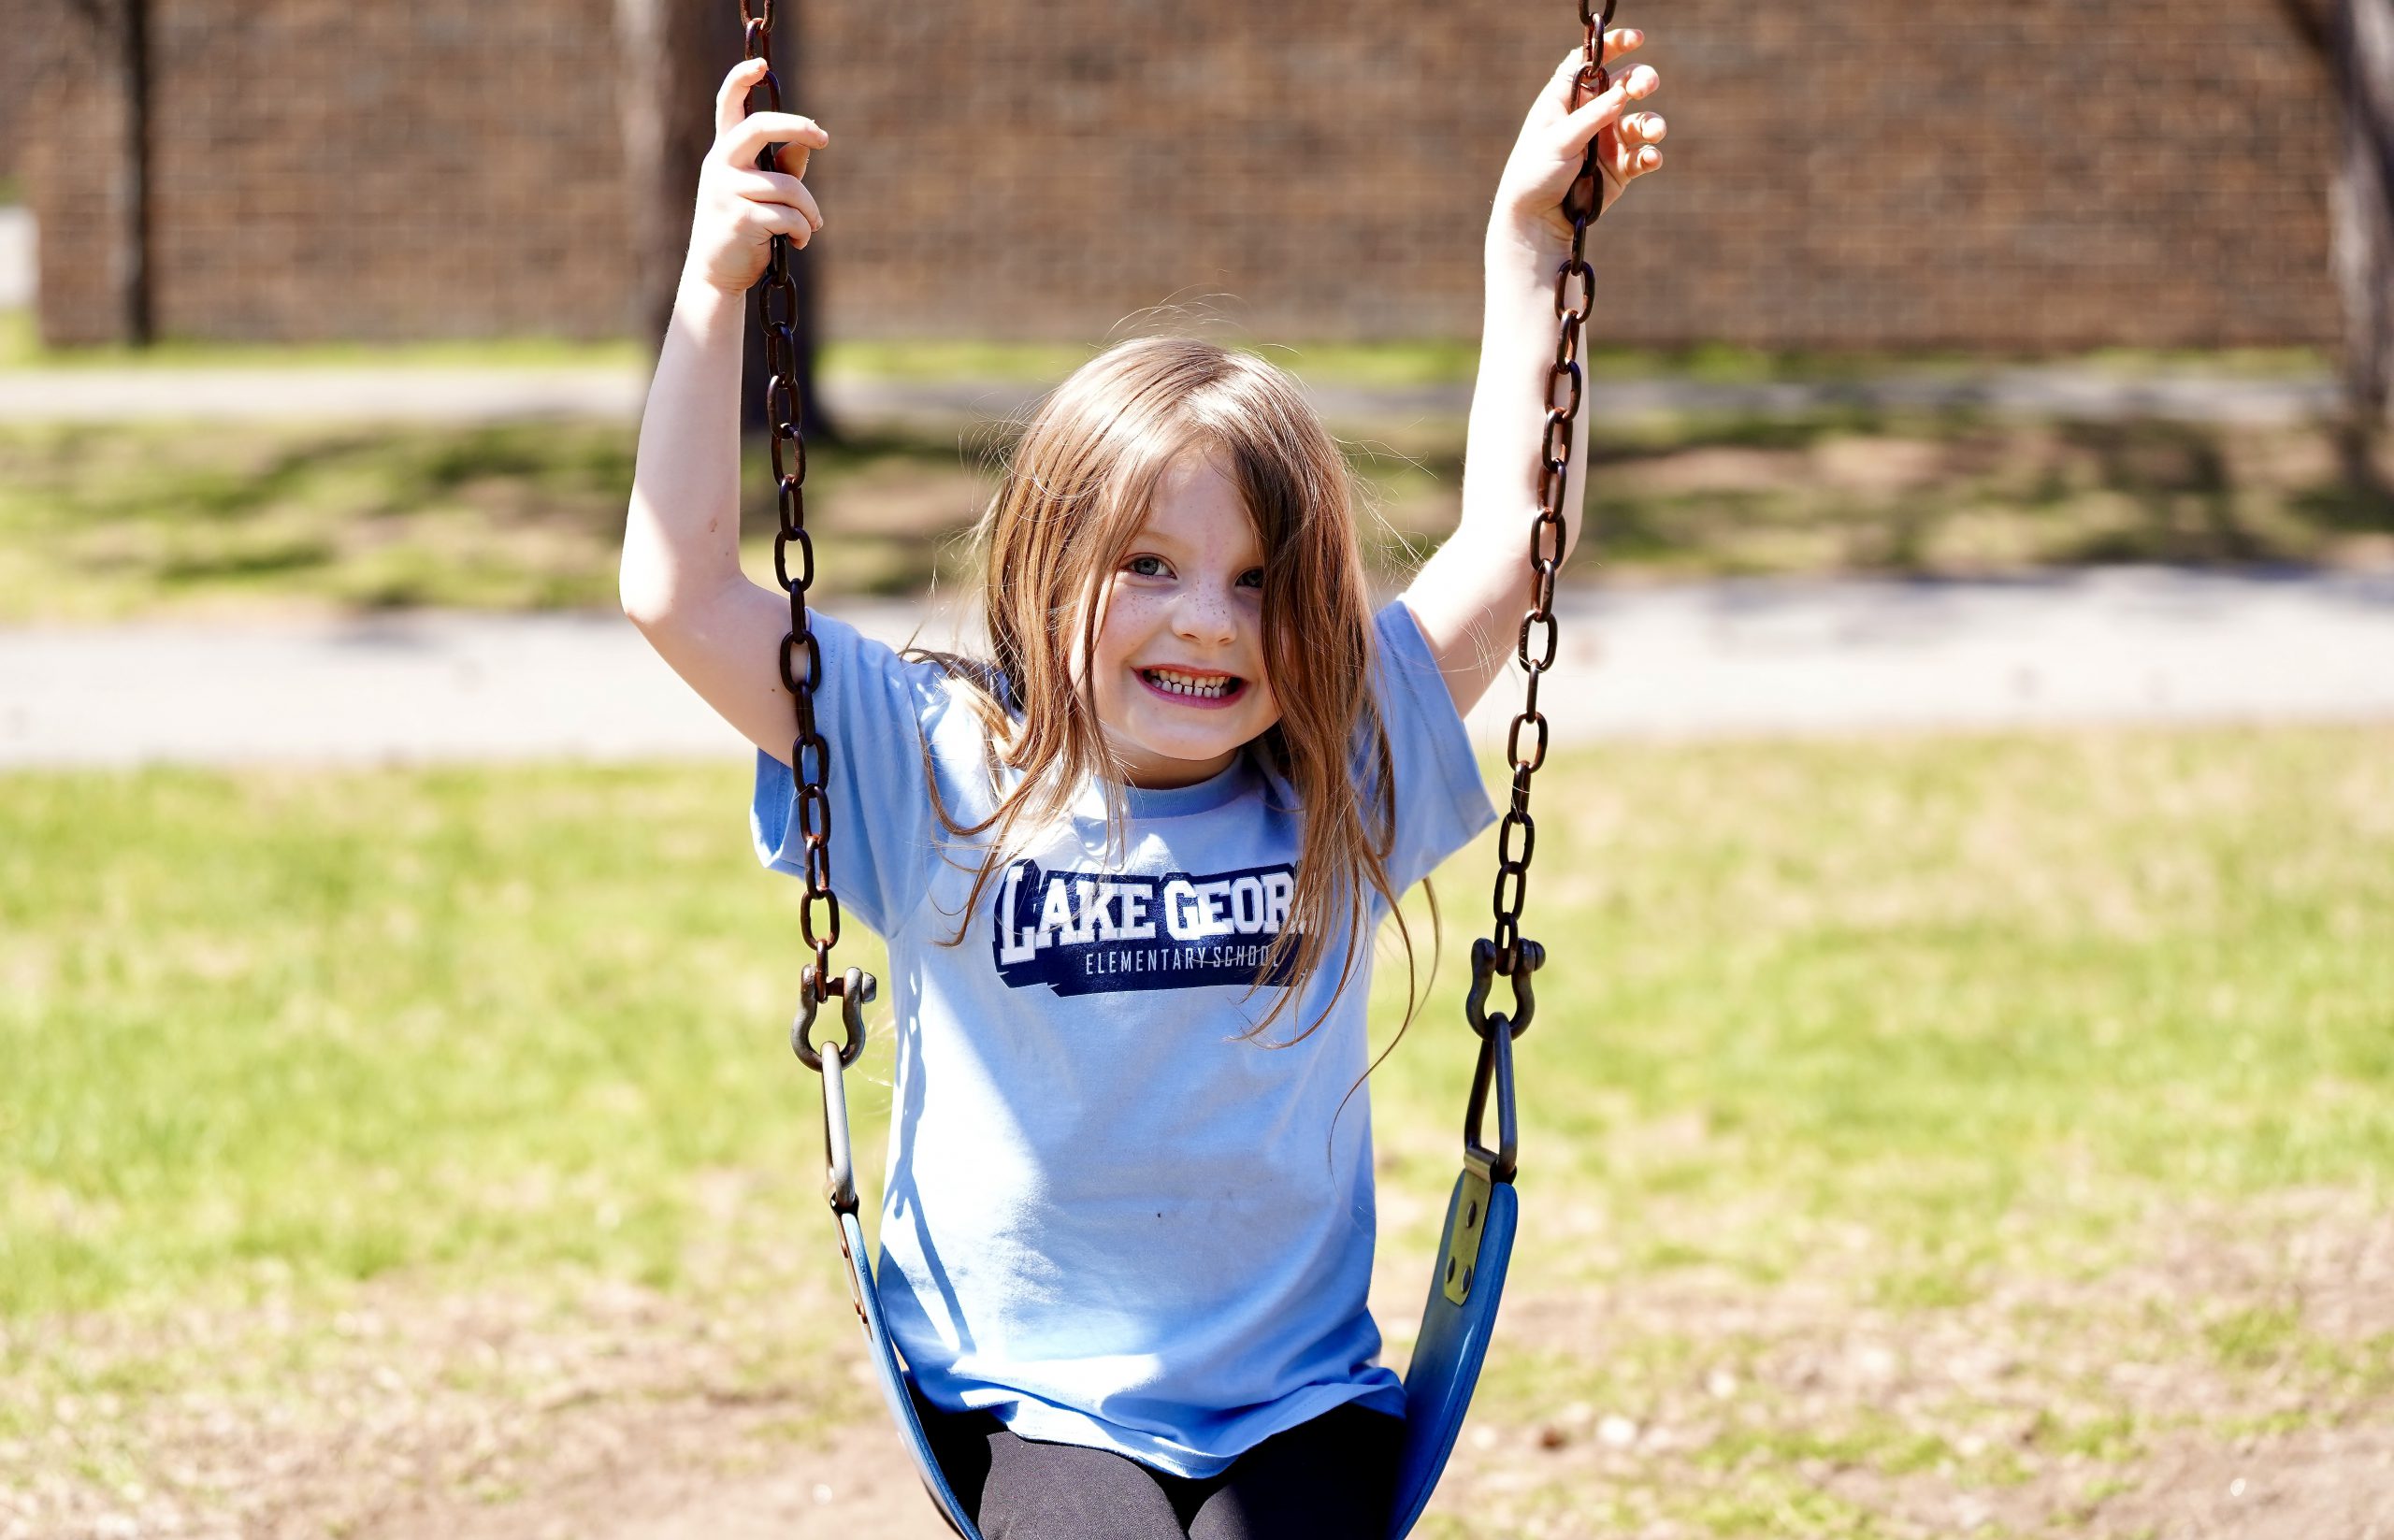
[1096,599,1164,675]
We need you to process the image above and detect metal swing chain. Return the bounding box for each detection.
[742,1,873,1106]
[740,0,1608,1202]
[1463,0,1619,1173]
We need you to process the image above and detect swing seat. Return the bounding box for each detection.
[831,1204,985,1537]
[1388,1166,1519,1538]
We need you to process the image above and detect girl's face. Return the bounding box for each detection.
[1073,446,1281,789]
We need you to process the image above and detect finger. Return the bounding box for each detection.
[1554,62,1657,146]
[1551,27,1644,80]
[1548,29,1645,108]
[1620,110,1666,147]
[740,202,818,248]
[725,167,825,231]
[1618,138,1663,182]
[726,110,830,168]
[714,57,769,140]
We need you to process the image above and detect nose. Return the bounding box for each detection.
[1171,579,1239,650]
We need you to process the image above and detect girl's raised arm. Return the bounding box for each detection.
[1402,37,1665,720]
[620,59,832,767]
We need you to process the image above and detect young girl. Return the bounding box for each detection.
[621,32,1664,1540]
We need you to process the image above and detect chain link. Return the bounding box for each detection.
[1480,0,1618,1030]
[742,0,865,1036]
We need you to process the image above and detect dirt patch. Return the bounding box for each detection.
[5,1195,2388,1540]
[1,1265,898,1540]
[1430,1191,2394,1538]
[368,1412,951,1540]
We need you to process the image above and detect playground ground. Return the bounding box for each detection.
[4,344,2390,1538]
[8,725,2390,1540]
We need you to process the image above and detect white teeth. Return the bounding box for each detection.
[1145,669,1233,698]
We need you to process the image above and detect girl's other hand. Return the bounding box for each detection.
[685,57,830,295]
[1490,33,1666,253]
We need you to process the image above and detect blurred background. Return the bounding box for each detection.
[3,3,2390,1538]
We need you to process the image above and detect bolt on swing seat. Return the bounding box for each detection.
[737,0,1618,1523]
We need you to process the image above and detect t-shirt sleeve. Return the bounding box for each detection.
[1363,596,1498,895]
[749,608,956,940]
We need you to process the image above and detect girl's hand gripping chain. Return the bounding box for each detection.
[685,56,830,295]
[1489,33,1665,254]
[1400,22,1670,719]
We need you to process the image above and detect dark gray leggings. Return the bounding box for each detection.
[914,1389,1406,1540]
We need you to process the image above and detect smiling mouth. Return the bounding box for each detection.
[1138,667,1246,702]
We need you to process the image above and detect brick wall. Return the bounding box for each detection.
[0,1,51,197]
[24,0,630,344]
[22,0,2344,351]
[25,6,123,337]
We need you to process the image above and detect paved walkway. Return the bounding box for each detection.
[5,568,2388,769]
[0,357,2342,429]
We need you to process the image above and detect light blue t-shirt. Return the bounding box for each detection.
[751,597,1496,1478]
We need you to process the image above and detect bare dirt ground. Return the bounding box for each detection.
[7,1191,2391,1540]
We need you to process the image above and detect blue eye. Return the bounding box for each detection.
[1127,555,1168,578]
[1239,569,1264,588]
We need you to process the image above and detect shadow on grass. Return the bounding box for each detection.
[5,407,2391,621]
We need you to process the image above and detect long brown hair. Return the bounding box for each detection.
[910,335,1436,1063]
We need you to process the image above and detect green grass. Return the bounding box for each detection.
[6,727,2391,1534]
[1,764,766,1316]
[0,305,2371,623]
[1476,727,2394,1282]
[5,407,2388,622]
[0,314,1494,381]
[0,420,988,619]
[4,727,2388,1324]
[0,306,2329,386]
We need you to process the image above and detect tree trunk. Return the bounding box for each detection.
[2332,0,2394,467]
[613,0,685,353]
[615,0,835,444]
